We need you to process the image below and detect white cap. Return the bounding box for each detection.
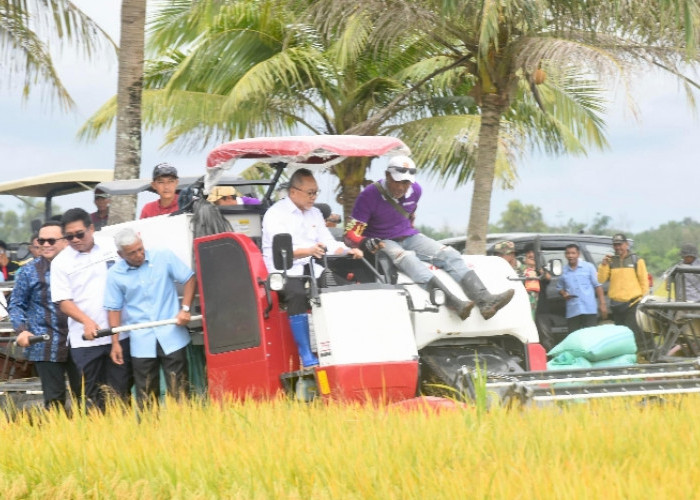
[386,155,416,182]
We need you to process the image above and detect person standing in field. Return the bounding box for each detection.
[51,208,132,411]
[9,221,81,410]
[598,233,652,358]
[557,243,607,333]
[104,228,196,408]
[677,243,700,302]
[90,189,111,230]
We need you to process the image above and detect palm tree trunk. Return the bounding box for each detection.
[334,156,369,224]
[109,0,146,225]
[465,93,507,255]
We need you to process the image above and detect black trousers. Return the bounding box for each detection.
[131,343,189,408]
[34,356,81,410]
[567,314,598,334]
[280,276,310,316]
[70,339,132,412]
[612,302,655,355]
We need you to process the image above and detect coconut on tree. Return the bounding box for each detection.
[316,0,700,253]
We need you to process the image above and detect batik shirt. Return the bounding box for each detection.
[8,257,69,362]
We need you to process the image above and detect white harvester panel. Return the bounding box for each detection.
[312,287,418,367]
[403,255,539,349]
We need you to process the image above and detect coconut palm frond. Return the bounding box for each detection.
[393,114,516,189]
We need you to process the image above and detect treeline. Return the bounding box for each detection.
[420,200,700,276]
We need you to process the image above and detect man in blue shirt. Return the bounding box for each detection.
[104,228,196,408]
[556,243,608,333]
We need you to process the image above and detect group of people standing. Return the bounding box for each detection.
[493,233,667,358]
[7,163,198,412]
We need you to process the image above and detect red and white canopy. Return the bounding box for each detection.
[204,135,411,193]
[207,135,410,169]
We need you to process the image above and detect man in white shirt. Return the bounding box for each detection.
[262,168,362,367]
[51,208,131,411]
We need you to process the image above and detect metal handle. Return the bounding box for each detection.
[0,334,50,346]
[82,315,203,340]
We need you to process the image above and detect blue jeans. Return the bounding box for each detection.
[380,233,470,287]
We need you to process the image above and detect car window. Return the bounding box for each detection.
[536,249,565,270]
[584,243,612,267]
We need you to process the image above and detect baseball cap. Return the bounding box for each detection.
[207,185,240,203]
[612,233,627,244]
[493,240,515,255]
[386,156,417,183]
[94,189,110,199]
[152,162,178,180]
[681,243,698,258]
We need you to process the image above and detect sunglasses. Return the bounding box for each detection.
[389,167,417,175]
[37,237,65,246]
[64,231,87,241]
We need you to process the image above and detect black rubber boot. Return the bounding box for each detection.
[428,277,474,321]
[460,271,515,320]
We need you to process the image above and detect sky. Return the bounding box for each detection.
[1,1,698,235]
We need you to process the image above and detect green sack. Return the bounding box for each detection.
[590,353,638,368]
[548,324,637,362]
[547,352,593,370]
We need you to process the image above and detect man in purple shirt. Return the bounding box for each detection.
[344,156,514,321]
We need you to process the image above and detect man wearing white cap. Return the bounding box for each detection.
[344,156,514,321]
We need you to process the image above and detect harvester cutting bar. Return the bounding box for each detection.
[486,360,700,388]
[476,359,700,404]
[528,378,700,402]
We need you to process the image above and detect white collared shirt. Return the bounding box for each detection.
[51,242,127,348]
[262,197,347,276]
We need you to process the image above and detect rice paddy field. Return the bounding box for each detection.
[1,394,699,499]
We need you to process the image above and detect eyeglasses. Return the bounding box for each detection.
[291,186,320,198]
[64,231,87,241]
[37,238,64,246]
[389,167,417,175]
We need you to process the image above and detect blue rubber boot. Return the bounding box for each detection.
[288,314,319,368]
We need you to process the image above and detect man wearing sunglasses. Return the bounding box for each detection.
[51,208,132,411]
[344,155,514,321]
[8,221,81,410]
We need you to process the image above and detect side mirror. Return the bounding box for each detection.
[548,259,563,277]
[272,233,294,271]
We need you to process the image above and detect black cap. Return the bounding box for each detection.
[612,233,627,244]
[152,162,178,180]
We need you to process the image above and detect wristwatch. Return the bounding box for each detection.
[181,305,190,312]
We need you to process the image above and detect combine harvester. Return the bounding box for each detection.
[4,137,700,409]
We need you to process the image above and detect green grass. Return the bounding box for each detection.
[0,395,698,499]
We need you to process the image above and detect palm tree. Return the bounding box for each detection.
[315,0,700,253]
[0,0,115,108]
[81,0,605,223]
[110,0,146,224]
[80,0,470,216]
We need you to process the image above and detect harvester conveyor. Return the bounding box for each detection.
[455,358,700,404]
